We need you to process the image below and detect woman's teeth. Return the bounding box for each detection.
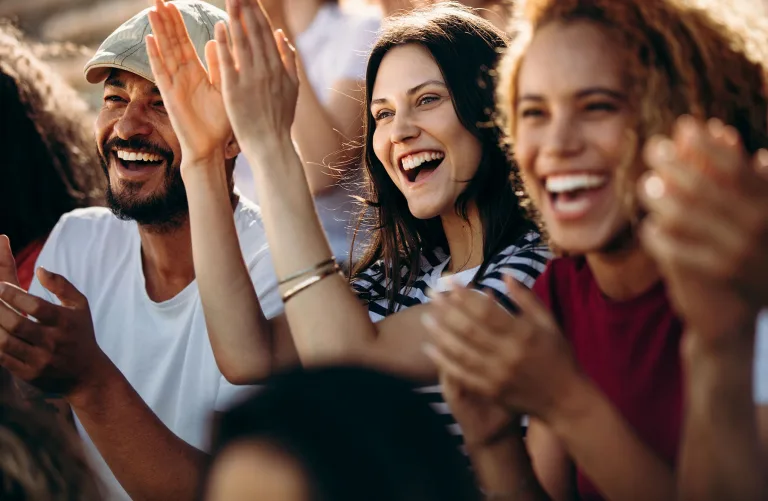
[116,150,163,162]
[545,173,608,194]
[401,151,445,171]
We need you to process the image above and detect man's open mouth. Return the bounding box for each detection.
[113,149,165,171]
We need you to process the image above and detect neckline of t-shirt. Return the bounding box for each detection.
[430,256,481,289]
[131,199,246,310]
[133,235,199,310]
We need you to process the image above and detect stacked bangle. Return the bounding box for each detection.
[279,257,341,303]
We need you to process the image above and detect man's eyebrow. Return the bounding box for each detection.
[105,77,126,90]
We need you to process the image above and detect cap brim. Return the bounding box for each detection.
[84,61,155,85]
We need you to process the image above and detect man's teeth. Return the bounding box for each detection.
[116,150,163,162]
[545,173,608,194]
[401,151,445,171]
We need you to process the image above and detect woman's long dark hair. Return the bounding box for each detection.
[351,3,533,313]
[0,23,103,255]
[206,366,481,501]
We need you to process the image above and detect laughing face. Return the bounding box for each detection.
[514,20,636,255]
[95,69,188,229]
[370,44,483,219]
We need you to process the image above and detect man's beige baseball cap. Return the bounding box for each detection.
[84,0,228,85]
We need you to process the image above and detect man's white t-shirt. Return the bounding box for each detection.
[28,197,283,501]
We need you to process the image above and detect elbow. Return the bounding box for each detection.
[218,359,268,386]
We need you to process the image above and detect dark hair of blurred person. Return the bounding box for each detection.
[0,399,100,501]
[0,23,103,289]
[203,367,481,501]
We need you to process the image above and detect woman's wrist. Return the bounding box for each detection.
[469,432,536,499]
[544,374,602,440]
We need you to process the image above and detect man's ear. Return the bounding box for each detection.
[224,134,241,160]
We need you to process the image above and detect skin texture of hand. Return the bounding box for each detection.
[422,276,583,424]
[145,0,234,165]
[639,115,768,344]
[439,371,520,449]
[213,0,299,153]
[0,266,112,399]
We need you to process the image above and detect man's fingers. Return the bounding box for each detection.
[146,35,172,88]
[36,268,87,310]
[167,2,198,64]
[0,236,20,288]
[205,40,223,90]
[0,282,59,327]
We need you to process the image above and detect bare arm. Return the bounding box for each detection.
[546,380,675,501]
[676,330,768,501]
[424,283,675,501]
[69,362,206,501]
[292,71,364,195]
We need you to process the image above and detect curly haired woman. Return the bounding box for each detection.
[422,1,768,500]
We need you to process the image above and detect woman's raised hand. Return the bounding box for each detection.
[145,0,232,165]
[421,278,584,424]
[640,116,768,344]
[212,0,299,153]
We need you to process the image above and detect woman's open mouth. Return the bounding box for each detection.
[399,151,445,184]
[545,172,610,219]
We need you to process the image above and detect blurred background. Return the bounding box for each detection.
[0,0,379,108]
[4,0,767,110]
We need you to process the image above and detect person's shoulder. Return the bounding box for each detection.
[50,207,133,245]
[482,231,552,284]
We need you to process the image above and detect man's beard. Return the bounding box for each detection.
[100,137,189,233]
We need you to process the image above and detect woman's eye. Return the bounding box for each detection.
[584,102,617,113]
[520,108,544,118]
[418,95,439,106]
[374,110,394,121]
[104,95,125,103]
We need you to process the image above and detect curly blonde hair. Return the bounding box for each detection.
[495,0,768,234]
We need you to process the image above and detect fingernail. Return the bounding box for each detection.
[421,313,437,329]
[654,138,676,162]
[706,117,724,138]
[644,174,666,199]
[757,149,768,167]
[421,342,438,357]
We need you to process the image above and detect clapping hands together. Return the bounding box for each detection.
[145,0,299,171]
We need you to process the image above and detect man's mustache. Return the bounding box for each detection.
[101,137,174,165]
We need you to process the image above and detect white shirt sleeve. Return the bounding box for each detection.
[754,310,768,404]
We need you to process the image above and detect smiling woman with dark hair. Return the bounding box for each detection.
[144,0,550,448]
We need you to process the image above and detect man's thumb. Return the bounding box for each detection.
[37,267,86,309]
[0,235,20,287]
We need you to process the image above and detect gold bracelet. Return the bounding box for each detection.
[278,257,336,286]
[281,263,341,303]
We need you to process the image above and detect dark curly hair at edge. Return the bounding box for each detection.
[351,2,534,313]
[0,23,103,255]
